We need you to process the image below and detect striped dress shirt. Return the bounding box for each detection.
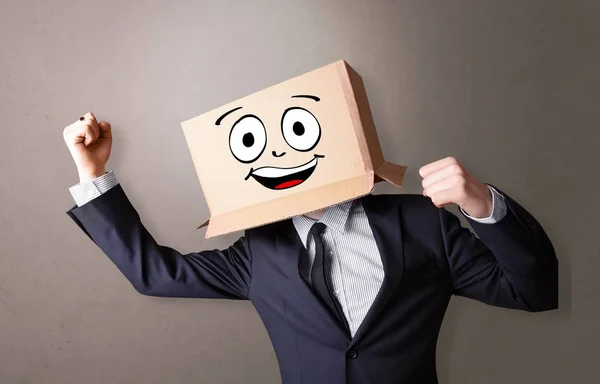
[293,201,385,336]
[70,171,507,336]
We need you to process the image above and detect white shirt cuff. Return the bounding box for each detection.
[460,185,507,224]
[69,171,119,207]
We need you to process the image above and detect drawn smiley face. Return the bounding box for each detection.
[218,95,325,190]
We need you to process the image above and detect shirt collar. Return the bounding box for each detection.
[292,200,355,248]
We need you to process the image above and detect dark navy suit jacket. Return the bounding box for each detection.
[67,185,558,384]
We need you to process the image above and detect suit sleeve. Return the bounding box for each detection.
[439,186,558,312]
[66,184,252,300]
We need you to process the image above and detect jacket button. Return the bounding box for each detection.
[346,349,358,359]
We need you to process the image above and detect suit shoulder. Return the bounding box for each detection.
[364,193,437,210]
[363,193,442,225]
[363,193,444,250]
[247,219,287,240]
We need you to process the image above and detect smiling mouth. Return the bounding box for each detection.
[246,154,324,190]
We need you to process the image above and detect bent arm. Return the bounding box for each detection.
[442,185,558,312]
[67,184,252,300]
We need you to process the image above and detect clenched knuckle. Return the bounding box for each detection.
[451,164,463,175]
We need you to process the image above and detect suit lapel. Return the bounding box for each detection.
[274,220,351,342]
[349,195,404,347]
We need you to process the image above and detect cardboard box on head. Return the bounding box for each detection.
[182,60,407,238]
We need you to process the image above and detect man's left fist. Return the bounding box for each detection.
[419,157,493,218]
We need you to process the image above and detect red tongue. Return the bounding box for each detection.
[275,179,303,189]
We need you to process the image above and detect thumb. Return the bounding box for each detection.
[98,121,112,139]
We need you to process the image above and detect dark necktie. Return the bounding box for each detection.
[309,222,349,334]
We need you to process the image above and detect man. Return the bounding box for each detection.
[64,112,558,383]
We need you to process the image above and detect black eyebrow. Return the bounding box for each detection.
[291,94,320,102]
[215,106,243,125]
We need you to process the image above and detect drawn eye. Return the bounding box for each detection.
[229,115,267,163]
[281,107,321,152]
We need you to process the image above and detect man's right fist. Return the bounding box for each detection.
[63,112,112,183]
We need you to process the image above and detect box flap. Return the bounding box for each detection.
[195,219,210,230]
[374,161,407,189]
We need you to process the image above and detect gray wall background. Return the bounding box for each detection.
[1,0,596,383]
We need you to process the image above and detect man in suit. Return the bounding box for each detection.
[63,112,558,384]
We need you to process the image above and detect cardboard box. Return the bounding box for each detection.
[182,60,407,238]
